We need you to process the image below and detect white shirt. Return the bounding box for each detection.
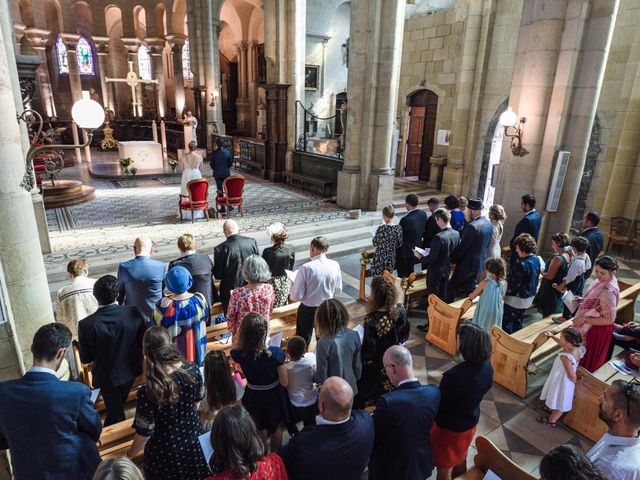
[588,432,640,480]
[29,366,58,377]
[397,377,419,387]
[316,414,350,426]
[564,253,591,285]
[286,353,318,407]
[290,254,342,307]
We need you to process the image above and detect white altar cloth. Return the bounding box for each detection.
[118,141,164,171]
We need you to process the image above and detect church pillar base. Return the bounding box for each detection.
[32,193,51,254]
[367,173,395,212]
[337,170,360,209]
[441,165,464,195]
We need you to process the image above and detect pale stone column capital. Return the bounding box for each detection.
[121,37,140,54]
[165,33,187,53]
[92,35,110,53]
[59,32,80,50]
[23,27,52,50]
[13,22,27,46]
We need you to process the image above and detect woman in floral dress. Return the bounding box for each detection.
[371,205,403,276]
[227,255,275,340]
[355,275,410,408]
[262,223,295,308]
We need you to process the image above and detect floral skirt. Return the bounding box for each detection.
[270,275,291,308]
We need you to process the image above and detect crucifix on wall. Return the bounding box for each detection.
[106,61,158,118]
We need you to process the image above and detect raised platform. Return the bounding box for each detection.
[89,162,181,180]
[42,180,95,209]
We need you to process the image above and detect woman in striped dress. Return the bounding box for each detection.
[154,266,209,367]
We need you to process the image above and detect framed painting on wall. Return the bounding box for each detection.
[305,65,319,90]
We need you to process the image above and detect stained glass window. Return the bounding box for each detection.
[56,36,69,74]
[182,38,193,80]
[138,45,152,80]
[76,37,95,75]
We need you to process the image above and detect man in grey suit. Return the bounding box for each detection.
[213,220,259,312]
[446,198,493,302]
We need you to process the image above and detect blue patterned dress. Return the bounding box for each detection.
[472,277,506,331]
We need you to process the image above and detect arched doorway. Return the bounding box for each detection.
[477,98,509,207]
[406,89,437,179]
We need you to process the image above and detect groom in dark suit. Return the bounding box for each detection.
[0,323,102,479]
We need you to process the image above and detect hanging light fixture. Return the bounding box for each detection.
[499,107,528,157]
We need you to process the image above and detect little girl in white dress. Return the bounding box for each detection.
[178,141,204,220]
[537,327,585,426]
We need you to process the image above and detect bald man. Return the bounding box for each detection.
[369,346,440,480]
[279,376,374,480]
[117,236,166,321]
[213,220,259,312]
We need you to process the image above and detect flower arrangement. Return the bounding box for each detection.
[400,272,417,294]
[360,250,374,267]
[119,157,132,174]
[130,167,138,177]
[168,158,179,173]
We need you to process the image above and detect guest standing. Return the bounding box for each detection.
[210,137,234,194]
[541,444,606,480]
[214,219,260,312]
[78,275,147,426]
[417,209,460,332]
[154,266,209,367]
[444,195,465,232]
[227,255,275,339]
[446,198,493,302]
[55,258,98,338]
[0,324,102,480]
[284,336,319,430]
[422,197,442,248]
[198,350,243,432]
[371,205,403,276]
[396,194,428,277]
[511,193,542,243]
[580,211,604,278]
[369,346,440,480]
[206,404,288,480]
[535,232,571,317]
[262,222,295,307]
[117,236,166,321]
[552,236,592,323]
[290,236,342,345]
[231,312,289,451]
[502,233,542,334]
[169,233,218,308]
[575,256,620,372]
[469,258,507,331]
[179,141,205,220]
[127,327,210,480]
[314,299,362,394]
[431,322,493,480]
[356,276,409,407]
[487,204,506,260]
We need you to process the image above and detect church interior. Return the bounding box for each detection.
[1,0,640,478]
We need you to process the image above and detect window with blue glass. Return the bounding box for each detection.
[56,36,69,74]
[76,37,95,75]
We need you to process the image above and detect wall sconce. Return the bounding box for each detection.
[210,88,219,107]
[499,107,529,157]
[17,90,105,190]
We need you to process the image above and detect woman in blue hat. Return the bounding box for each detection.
[154,266,209,366]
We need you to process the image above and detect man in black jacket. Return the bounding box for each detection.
[210,138,233,192]
[279,376,374,480]
[579,211,604,278]
[396,194,428,278]
[78,275,147,426]
[213,219,259,312]
[169,233,218,307]
[422,196,442,248]
[417,209,461,332]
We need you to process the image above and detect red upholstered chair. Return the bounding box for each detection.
[179,179,210,223]
[216,175,245,219]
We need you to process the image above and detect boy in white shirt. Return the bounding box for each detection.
[285,336,319,434]
[553,236,592,324]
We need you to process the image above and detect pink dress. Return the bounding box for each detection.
[226,283,275,337]
[576,276,620,372]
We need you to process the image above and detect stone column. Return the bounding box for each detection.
[337,0,405,211]
[148,38,168,118]
[264,84,290,182]
[166,34,187,118]
[0,9,55,379]
[93,36,111,110]
[59,33,82,103]
[235,41,250,134]
[248,41,259,136]
[23,28,56,118]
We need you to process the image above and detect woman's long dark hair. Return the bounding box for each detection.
[203,350,236,411]
[540,444,605,480]
[368,276,399,321]
[143,326,187,405]
[315,298,350,337]
[237,312,270,359]
[210,404,264,476]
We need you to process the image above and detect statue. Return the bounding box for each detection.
[181,111,198,146]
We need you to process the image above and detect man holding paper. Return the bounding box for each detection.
[416,209,460,332]
[396,194,428,278]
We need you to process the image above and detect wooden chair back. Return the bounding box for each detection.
[425,294,473,356]
[186,178,209,207]
[489,326,536,398]
[563,367,609,441]
[454,436,536,480]
[223,175,245,201]
[72,339,92,388]
[610,216,632,237]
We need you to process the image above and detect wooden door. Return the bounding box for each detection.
[406,106,426,176]
[419,92,438,181]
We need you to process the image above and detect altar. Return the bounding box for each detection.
[117,141,164,172]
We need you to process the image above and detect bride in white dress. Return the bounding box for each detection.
[178,141,205,219]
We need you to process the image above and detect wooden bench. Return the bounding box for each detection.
[425,294,474,356]
[454,435,536,480]
[563,351,630,442]
[98,418,142,460]
[283,172,333,197]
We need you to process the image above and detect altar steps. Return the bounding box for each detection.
[42,180,96,209]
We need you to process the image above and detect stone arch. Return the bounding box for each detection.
[171,0,187,35]
[477,97,509,198]
[105,4,123,38]
[133,6,147,40]
[247,5,264,43]
[403,83,446,107]
[155,3,167,37]
[74,2,94,38]
[44,0,64,34]
[18,0,35,27]
[220,1,243,42]
[571,115,602,229]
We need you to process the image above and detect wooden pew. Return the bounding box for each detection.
[614,280,640,324]
[454,435,536,480]
[98,418,141,460]
[425,294,473,356]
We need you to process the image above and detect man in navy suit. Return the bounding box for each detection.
[396,194,428,277]
[117,236,166,321]
[169,233,218,307]
[210,138,234,194]
[511,194,542,258]
[580,211,604,278]
[446,198,493,302]
[79,275,147,426]
[0,323,102,479]
[370,345,440,480]
[279,376,374,480]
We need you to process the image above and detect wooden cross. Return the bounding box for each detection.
[106,61,158,117]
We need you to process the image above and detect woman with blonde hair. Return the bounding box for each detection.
[55,258,98,338]
[487,204,506,260]
[262,223,295,307]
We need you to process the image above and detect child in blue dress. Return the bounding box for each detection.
[469,258,507,330]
